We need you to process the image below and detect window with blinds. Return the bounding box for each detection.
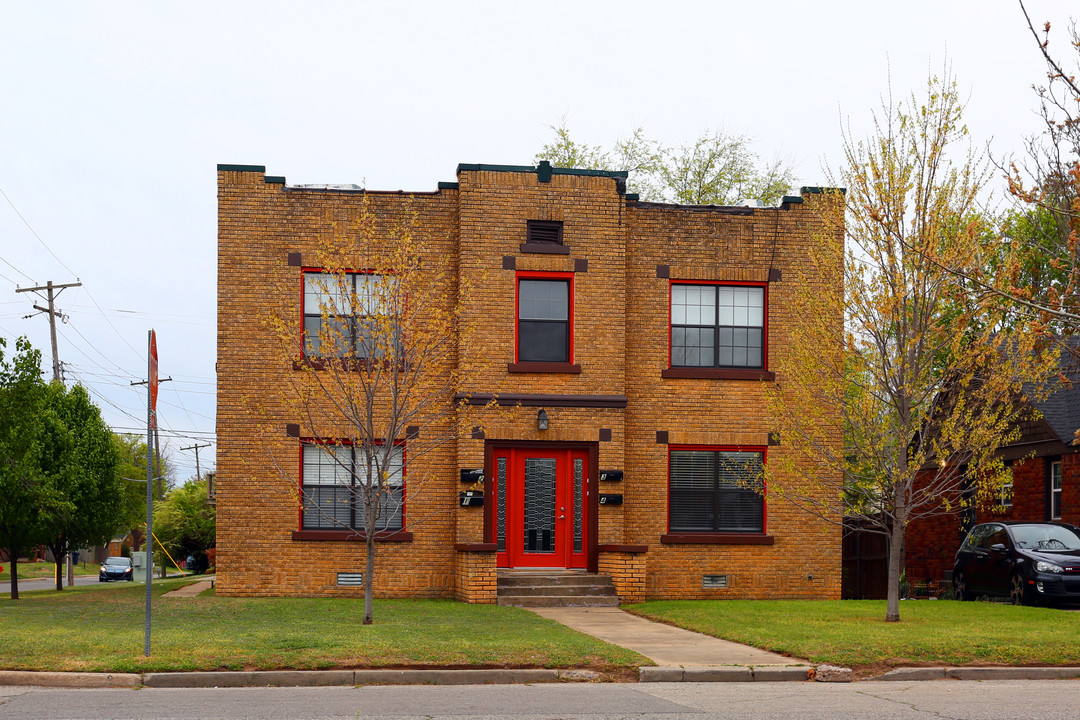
[301,443,404,531]
[669,449,764,533]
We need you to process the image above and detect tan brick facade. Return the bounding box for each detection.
[217,162,844,601]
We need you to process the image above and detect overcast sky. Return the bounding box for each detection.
[0,1,1075,482]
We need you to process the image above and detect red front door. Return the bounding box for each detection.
[492,446,590,568]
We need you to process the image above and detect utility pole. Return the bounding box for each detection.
[180,442,212,481]
[15,280,81,382]
[18,279,82,587]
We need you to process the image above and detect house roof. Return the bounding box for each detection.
[1031,340,1080,447]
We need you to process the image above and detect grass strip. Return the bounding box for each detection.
[626,599,1080,670]
[0,580,645,673]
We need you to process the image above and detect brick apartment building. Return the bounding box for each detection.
[216,161,844,603]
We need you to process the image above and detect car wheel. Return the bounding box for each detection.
[953,571,972,601]
[1010,573,1030,606]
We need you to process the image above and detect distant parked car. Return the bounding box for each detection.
[99,556,134,582]
[952,522,1080,605]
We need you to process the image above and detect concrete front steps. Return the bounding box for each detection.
[497,569,619,607]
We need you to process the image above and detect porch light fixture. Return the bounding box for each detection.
[537,409,549,431]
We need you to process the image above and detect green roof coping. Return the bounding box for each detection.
[456,163,629,179]
[781,195,803,205]
[801,186,846,195]
[625,193,640,201]
[217,164,265,173]
[265,176,286,185]
[437,181,459,190]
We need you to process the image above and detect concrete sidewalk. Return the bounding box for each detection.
[161,576,215,597]
[529,606,814,681]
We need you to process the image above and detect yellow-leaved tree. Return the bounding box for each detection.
[260,197,479,624]
[767,72,1059,622]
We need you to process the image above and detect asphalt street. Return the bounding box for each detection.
[0,574,108,594]
[0,679,1078,720]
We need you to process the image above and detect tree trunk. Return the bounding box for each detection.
[885,519,906,622]
[363,532,375,625]
[7,553,18,600]
[53,554,64,591]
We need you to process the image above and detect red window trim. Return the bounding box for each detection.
[297,437,407,533]
[515,270,575,366]
[668,279,769,374]
[666,444,768,537]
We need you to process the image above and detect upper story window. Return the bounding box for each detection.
[1050,459,1063,520]
[671,283,765,369]
[669,448,765,534]
[301,442,404,532]
[998,463,1013,511]
[517,273,572,364]
[303,271,395,359]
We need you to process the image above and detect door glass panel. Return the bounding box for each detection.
[524,458,557,554]
[496,457,507,553]
[573,458,583,553]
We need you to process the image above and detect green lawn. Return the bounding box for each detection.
[627,599,1080,672]
[0,579,646,673]
[3,562,97,581]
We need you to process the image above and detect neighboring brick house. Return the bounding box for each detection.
[905,351,1080,588]
[216,161,844,602]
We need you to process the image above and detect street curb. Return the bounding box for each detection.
[877,667,948,681]
[5,666,1080,688]
[945,667,1080,681]
[142,668,560,688]
[639,666,812,683]
[0,671,139,688]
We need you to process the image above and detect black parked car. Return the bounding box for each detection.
[98,556,134,582]
[952,522,1080,605]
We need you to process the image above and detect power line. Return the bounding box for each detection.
[0,186,78,277]
[0,185,142,361]
[0,260,32,285]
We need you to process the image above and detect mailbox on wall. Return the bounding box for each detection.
[598,493,623,506]
[460,469,484,484]
[459,490,484,507]
[600,470,623,482]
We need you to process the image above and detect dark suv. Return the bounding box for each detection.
[953,522,1080,605]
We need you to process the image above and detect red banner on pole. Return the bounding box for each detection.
[149,330,158,429]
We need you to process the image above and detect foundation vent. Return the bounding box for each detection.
[702,574,729,589]
[336,573,364,587]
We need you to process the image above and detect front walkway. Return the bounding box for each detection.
[530,606,807,667]
[161,576,215,597]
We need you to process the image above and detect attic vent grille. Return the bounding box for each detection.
[337,573,364,586]
[527,220,563,245]
[702,574,729,589]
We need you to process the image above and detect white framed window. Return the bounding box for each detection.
[1050,460,1063,520]
[999,463,1013,510]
